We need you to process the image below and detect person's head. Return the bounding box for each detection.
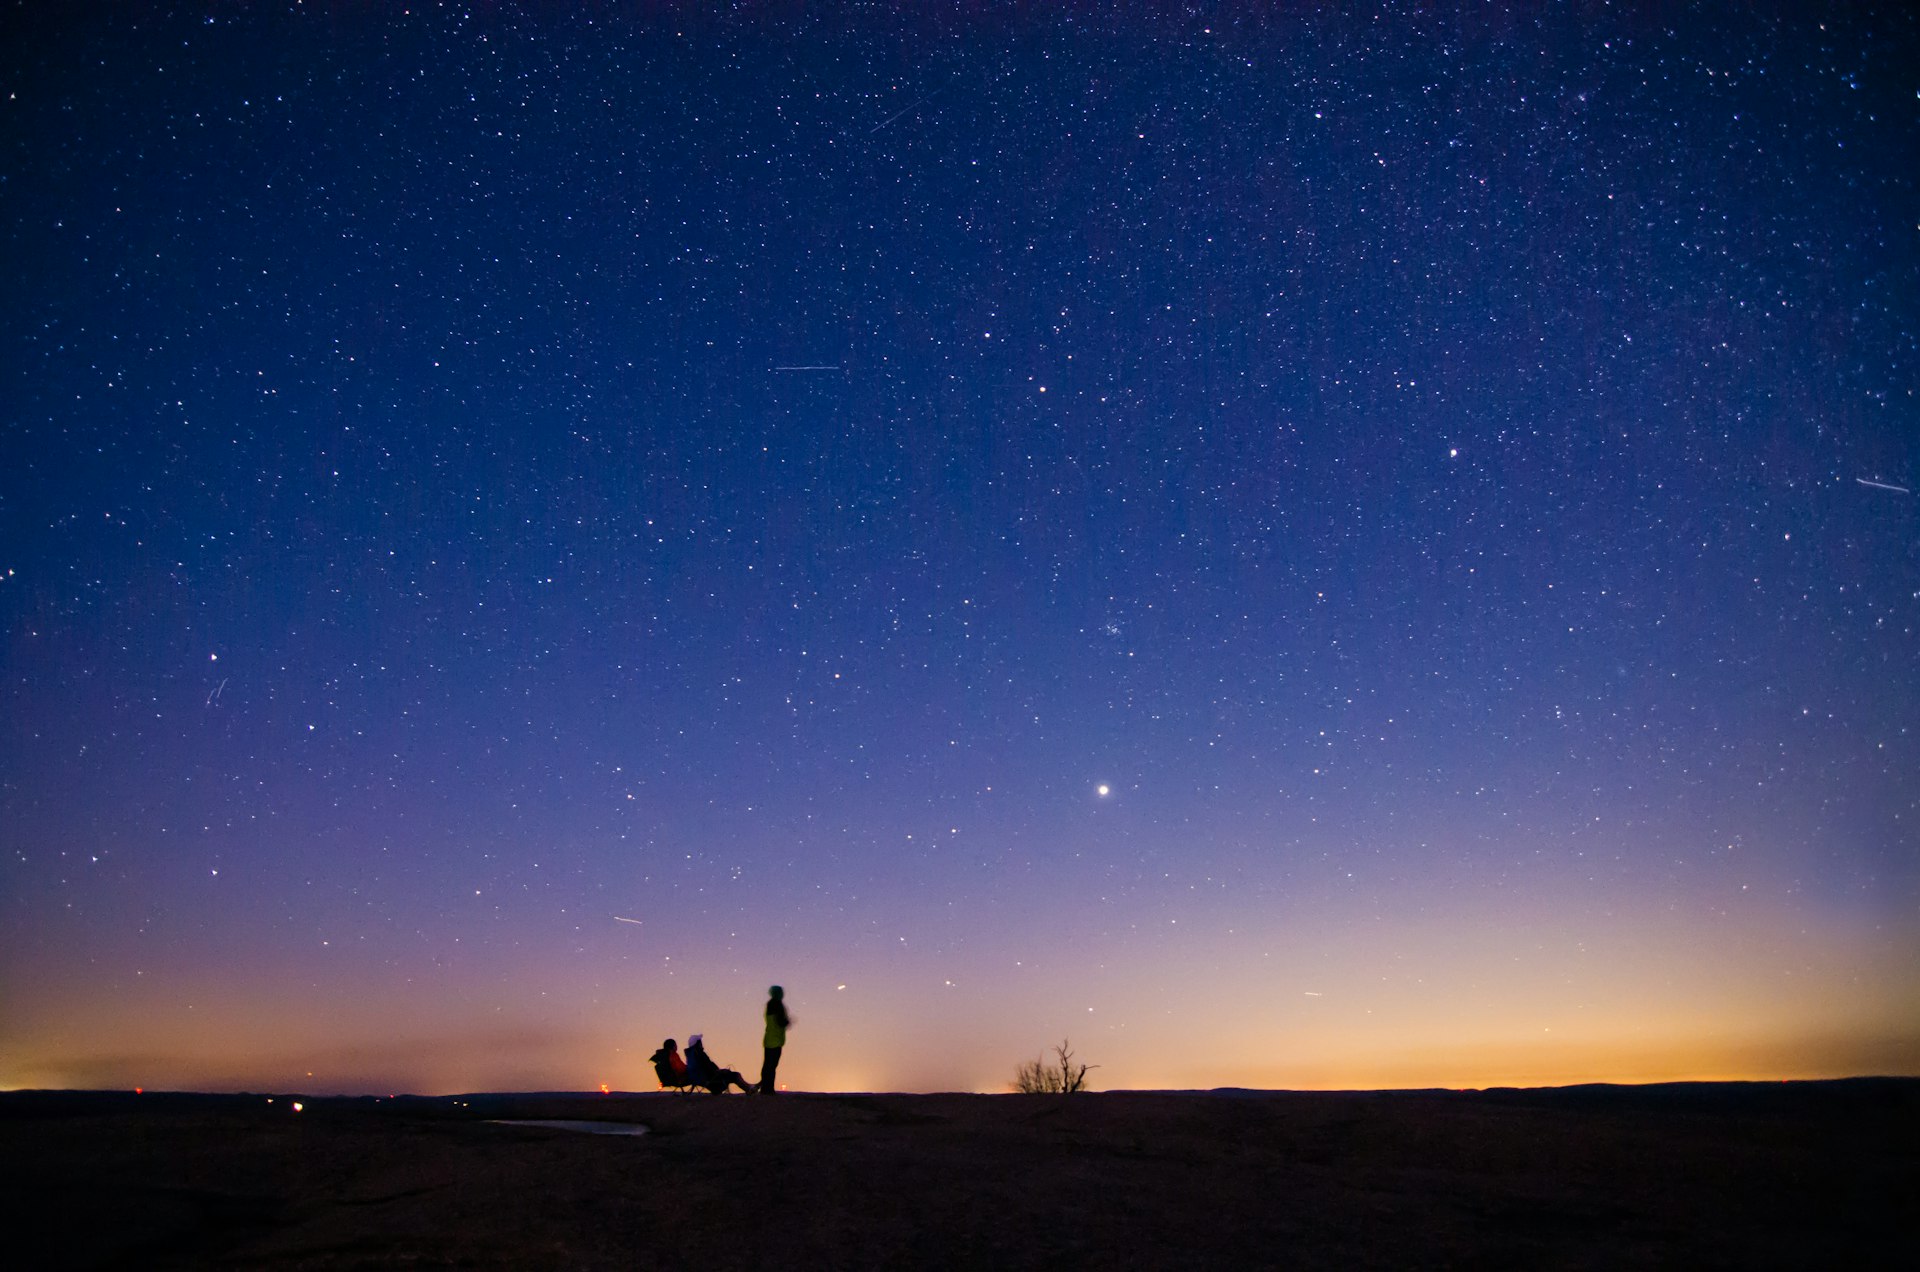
[768,985,783,1001]
[663,1038,677,1051]
[688,1033,704,1049]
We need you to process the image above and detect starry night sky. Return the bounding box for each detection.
[4,4,1916,1095]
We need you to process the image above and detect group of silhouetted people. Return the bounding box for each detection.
[649,985,791,1095]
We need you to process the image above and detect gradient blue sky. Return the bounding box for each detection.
[4,3,1916,1094]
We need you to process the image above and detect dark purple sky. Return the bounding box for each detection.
[4,4,1915,1094]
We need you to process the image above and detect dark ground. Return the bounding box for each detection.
[3,1080,1914,1269]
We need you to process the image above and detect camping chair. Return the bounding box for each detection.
[683,1042,752,1094]
[651,1051,696,1095]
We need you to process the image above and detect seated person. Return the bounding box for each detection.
[649,1038,689,1089]
[683,1034,753,1094]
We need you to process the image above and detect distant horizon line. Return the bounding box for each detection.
[7,1074,1916,1101]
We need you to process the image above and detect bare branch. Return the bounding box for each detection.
[1012,1038,1096,1093]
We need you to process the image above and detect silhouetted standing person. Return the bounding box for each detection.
[760,984,790,1093]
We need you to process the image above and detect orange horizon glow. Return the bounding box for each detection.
[8,835,1914,1099]
[8,1020,1916,1098]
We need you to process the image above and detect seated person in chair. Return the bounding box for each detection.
[683,1033,753,1094]
[649,1038,690,1090]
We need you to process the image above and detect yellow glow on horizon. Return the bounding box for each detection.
[5,877,1914,1097]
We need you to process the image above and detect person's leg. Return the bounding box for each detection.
[759,1045,782,1093]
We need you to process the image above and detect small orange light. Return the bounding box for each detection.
[134,1087,143,1095]
[600,1083,610,1095]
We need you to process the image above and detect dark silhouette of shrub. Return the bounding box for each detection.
[1013,1039,1095,1093]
